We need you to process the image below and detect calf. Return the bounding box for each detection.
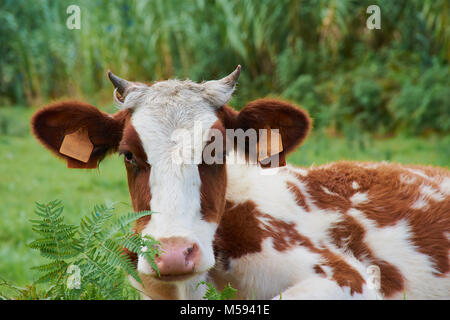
[31,67,450,299]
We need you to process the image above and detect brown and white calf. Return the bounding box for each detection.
[31,67,450,299]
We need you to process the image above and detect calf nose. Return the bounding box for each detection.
[154,237,200,276]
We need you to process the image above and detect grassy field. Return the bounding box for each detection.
[0,106,449,287]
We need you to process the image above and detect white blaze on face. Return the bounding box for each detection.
[125,79,232,275]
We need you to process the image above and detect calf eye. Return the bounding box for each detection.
[119,149,138,167]
[124,151,134,163]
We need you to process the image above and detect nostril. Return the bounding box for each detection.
[184,244,198,263]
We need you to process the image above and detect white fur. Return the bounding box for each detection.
[126,79,231,276]
[406,168,432,181]
[321,186,340,197]
[440,177,450,195]
[410,198,429,210]
[410,183,445,210]
[350,192,369,205]
[420,184,445,202]
[400,174,417,185]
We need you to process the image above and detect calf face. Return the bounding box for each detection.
[31,67,311,285]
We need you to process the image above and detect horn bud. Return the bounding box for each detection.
[219,65,241,87]
[107,71,131,96]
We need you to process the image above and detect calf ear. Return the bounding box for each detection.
[31,100,128,168]
[218,98,311,167]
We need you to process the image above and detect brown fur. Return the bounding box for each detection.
[199,163,227,223]
[319,249,364,295]
[119,119,152,266]
[198,121,228,223]
[287,181,310,212]
[214,201,264,263]
[120,120,152,213]
[314,264,326,277]
[31,101,128,168]
[216,99,311,167]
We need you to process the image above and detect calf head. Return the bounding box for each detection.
[31,66,311,290]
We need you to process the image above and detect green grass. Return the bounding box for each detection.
[0,106,449,286]
[289,130,450,168]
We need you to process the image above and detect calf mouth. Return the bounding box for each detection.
[154,273,197,282]
[147,268,209,283]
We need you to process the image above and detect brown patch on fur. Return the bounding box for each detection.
[215,105,239,130]
[298,163,367,212]
[319,249,364,295]
[199,163,227,223]
[375,260,405,296]
[314,264,326,277]
[118,120,153,269]
[259,213,315,251]
[120,121,153,267]
[287,181,310,212]
[214,201,264,261]
[120,121,152,213]
[330,215,369,260]
[120,120,149,164]
[198,120,228,223]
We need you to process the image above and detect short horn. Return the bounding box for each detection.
[107,70,131,96]
[219,65,241,87]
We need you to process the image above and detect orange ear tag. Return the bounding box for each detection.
[258,126,283,162]
[59,127,93,163]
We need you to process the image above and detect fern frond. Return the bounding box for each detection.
[196,281,237,300]
[97,239,141,284]
[120,233,161,277]
[26,200,160,300]
[28,201,78,284]
[105,210,153,239]
[77,205,113,250]
[31,262,68,284]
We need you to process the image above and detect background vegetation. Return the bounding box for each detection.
[1,0,449,135]
[0,0,448,297]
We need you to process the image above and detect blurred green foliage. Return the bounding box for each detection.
[0,0,448,135]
